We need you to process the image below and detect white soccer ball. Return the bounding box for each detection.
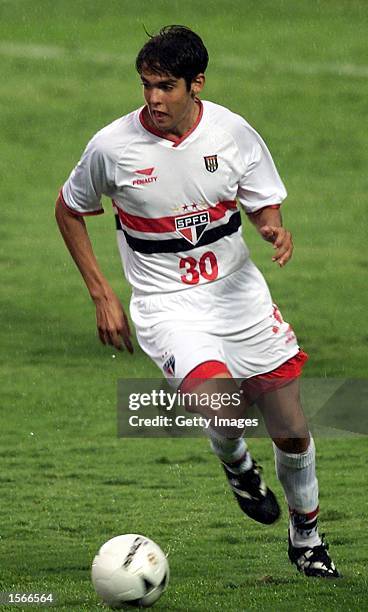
[91,534,169,608]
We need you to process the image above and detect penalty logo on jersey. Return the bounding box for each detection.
[204,155,218,173]
[175,211,210,245]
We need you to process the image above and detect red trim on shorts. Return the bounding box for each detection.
[241,350,309,404]
[139,99,203,147]
[289,506,319,520]
[180,360,231,393]
[113,199,237,234]
[58,189,104,217]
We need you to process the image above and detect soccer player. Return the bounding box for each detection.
[55,25,339,578]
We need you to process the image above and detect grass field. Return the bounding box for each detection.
[1,1,367,610]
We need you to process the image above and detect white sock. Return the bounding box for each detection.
[208,427,252,472]
[273,436,321,548]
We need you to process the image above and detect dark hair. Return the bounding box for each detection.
[136,25,209,90]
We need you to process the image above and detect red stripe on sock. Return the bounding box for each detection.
[289,505,319,520]
[224,451,248,468]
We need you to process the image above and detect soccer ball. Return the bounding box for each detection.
[91,534,169,608]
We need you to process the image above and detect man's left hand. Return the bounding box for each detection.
[260,225,293,267]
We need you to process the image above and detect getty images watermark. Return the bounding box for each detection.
[127,387,258,431]
[117,379,261,438]
[117,379,368,438]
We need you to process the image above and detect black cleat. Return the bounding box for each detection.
[288,532,341,578]
[222,459,280,525]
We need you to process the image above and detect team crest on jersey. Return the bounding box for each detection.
[204,155,218,173]
[163,354,175,377]
[175,211,210,245]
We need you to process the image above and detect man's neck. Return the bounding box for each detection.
[144,98,200,139]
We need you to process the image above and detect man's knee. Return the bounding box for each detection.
[273,435,310,453]
[179,367,249,438]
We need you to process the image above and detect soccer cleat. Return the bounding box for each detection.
[288,532,340,578]
[222,459,280,525]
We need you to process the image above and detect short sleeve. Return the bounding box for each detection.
[61,136,115,216]
[236,127,287,214]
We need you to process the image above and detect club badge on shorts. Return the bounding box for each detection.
[204,155,218,173]
[163,354,175,377]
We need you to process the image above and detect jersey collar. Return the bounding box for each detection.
[139,99,203,147]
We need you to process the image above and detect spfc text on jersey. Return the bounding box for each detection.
[175,211,210,245]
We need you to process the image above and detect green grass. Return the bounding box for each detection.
[1,0,367,610]
[1,423,367,610]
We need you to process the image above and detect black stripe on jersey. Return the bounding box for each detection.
[114,211,241,254]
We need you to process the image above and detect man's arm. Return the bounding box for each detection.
[55,195,133,353]
[247,206,293,267]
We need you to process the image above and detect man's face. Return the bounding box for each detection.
[140,68,203,135]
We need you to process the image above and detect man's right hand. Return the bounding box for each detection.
[55,196,134,354]
[93,288,134,353]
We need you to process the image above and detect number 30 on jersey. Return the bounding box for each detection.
[179,251,218,285]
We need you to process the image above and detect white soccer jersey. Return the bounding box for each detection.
[61,100,286,294]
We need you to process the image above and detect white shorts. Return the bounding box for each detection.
[130,259,300,384]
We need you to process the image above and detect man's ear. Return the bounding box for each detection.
[191,74,205,97]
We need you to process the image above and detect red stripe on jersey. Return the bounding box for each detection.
[58,189,104,216]
[241,350,309,403]
[114,200,237,234]
[180,360,231,393]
